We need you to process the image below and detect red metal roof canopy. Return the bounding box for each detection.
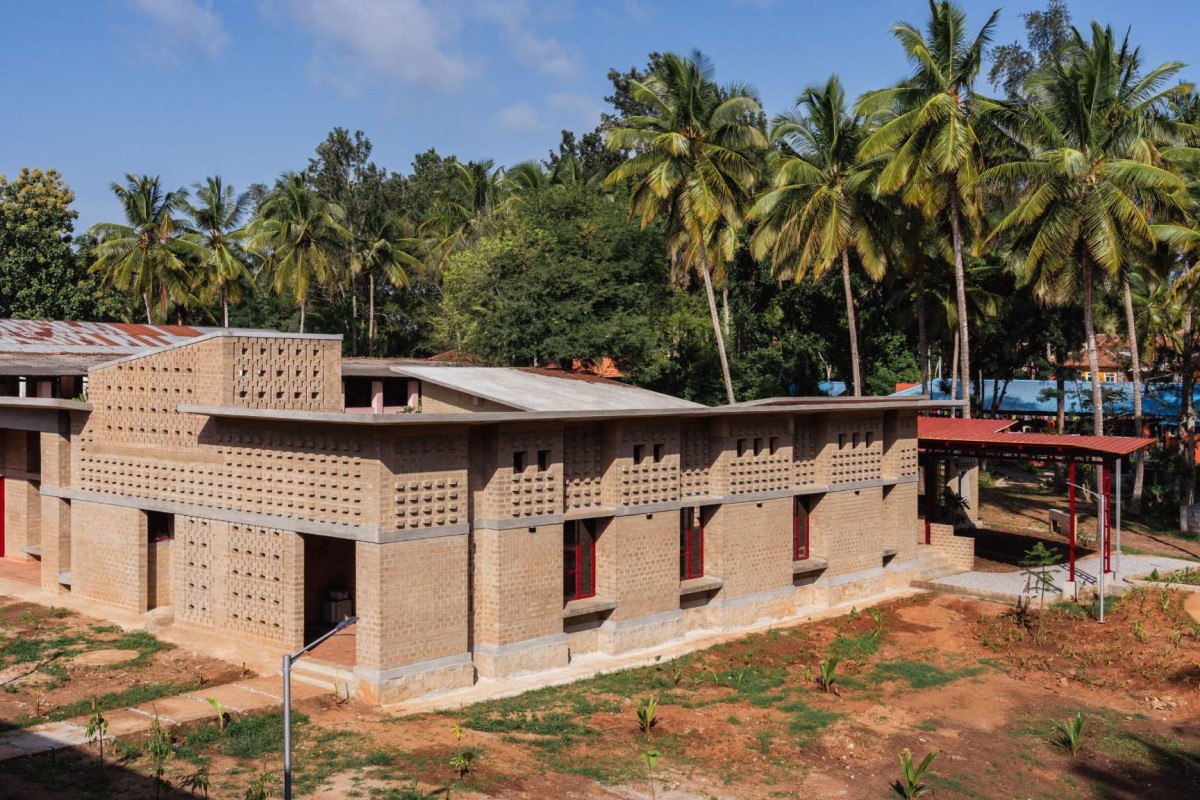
[917,416,1152,460]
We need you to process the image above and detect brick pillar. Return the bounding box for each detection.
[471,524,567,678]
[703,498,793,626]
[3,479,41,560]
[39,430,72,592]
[596,512,682,653]
[354,536,473,703]
[71,501,146,611]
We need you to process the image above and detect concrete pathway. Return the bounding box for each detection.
[924,553,1199,601]
[0,675,327,762]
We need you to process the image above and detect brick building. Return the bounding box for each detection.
[0,326,954,703]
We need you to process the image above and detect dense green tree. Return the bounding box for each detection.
[987,0,1073,98]
[88,173,203,323]
[0,168,121,320]
[605,50,766,404]
[750,75,889,396]
[987,22,1192,436]
[437,184,672,378]
[352,210,420,355]
[859,0,1000,417]
[246,173,351,333]
[184,176,252,327]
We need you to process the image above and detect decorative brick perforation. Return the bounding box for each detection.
[178,517,215,627]
[827,415,883,484]
[505,431,559,518]
[793,420,820,486]
[617,424,678,507]
[226,523,287,640]
[563,426,604,510]
[883,413,918,478]
[393,435,465,529]
[680,422,712,499]
[230,337,338,410]
[725,419,792,495]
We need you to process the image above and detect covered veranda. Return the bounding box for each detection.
[917,416,1154,591]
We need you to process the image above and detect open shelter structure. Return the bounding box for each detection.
[917,416,1153,587]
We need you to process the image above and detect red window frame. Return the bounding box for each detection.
[793,496,810,561]
[564,519,597,602]
[680,507,705,580]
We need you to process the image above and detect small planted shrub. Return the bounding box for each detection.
[896,749,937,799]
[642,748,660,800]
[818,657,839,693]
[206,696,228,733]
[450,747,476,779]
[243,771,279,800]
[181,767,211,799]
[85,697,109,765]
[636,697,658,734]
[1053,713,1084,756]
[146,714,173,799]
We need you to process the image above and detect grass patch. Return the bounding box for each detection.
[869,659,984,689]
[828,630,883,662]
[780,699,841,741]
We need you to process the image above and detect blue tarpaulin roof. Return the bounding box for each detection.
[817,380,848,397]
[893,378,1198,420]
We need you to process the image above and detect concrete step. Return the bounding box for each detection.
[290,658,356,699]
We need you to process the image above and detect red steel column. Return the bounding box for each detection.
[1068,461,1076,583]
[1104,462,1113,574]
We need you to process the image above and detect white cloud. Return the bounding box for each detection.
[494,101,542,132]
[548,92,601,122]
[273,0,477,94]
[477,0,578,79]
[129,0,229,59]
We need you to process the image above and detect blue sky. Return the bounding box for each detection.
[4,0,1199,230]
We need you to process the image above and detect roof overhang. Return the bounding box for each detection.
[918,415,1152,463]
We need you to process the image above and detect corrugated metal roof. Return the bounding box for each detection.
[895,378,1197,419]
[918,416,1152,457]
[0,320,212,354]
[394,365,704,412]
[918,417,1016,438]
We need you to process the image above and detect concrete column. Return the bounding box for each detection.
[471,524,566,678]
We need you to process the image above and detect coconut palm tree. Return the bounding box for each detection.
[184,176,252,327]
[245,173,351,333]
[750,75,890,396]
[858,0,1001,416]
[986,22,1192,436]
[88,173,202,323]
[423,159,507,268]
[604,50,766,404]
[353,210,420,355]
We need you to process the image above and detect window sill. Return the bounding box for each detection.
[793,557,828,576]
[20,545,41,558]
[679,575,723,596]
[562,596,616,619]
[882,546,899,559]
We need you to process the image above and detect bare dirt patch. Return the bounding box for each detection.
[71,649,141,667]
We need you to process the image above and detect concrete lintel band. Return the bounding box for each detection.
[472,633,568,657]
[354,651,473,683]
[42,487,467,543]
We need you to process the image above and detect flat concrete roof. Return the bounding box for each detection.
[178,397,957,427]
[393,365,704,412]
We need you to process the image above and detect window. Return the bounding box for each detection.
[147,511,174,543]
[838,433,846,449]
[737,439,747,457]
[512,451,527,473]
[680,507,705,580]
[563,520,597,601]
[865,431,874,447]
[653,443,664,463]
[538,449,550,471]
[852,432,860,448]
[769,437,778,456]
[633,444,645,464]
[753,437,763,456]
[793,497,810,561]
